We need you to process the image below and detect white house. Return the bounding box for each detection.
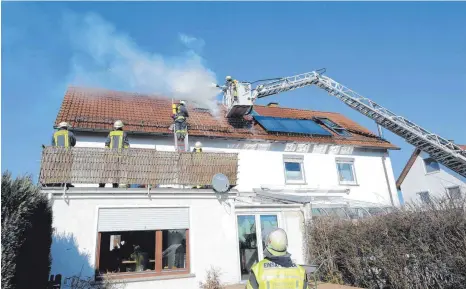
[397,148,466,204]
[41,87,400,289]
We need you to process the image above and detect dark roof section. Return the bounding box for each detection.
[55,86,399,150]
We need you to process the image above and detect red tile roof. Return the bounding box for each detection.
[55,87,398,150]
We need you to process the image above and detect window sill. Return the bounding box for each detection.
[339,183,359,187]
[285,181,307,185]
[99,272,195,283]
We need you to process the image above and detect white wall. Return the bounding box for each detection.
[48,191,240,289]
[400,152,466,203]
[73,132,399,206]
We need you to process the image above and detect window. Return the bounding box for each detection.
[418,191,431,204]
[447,186,461,200]
[283,155,305,184]
[95,207,190,279]
[314,117,351,137]
[336,158,357,185]
[423,158,440,174]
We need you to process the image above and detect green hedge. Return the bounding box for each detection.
[307,197,466,289]
[1,172,53,289]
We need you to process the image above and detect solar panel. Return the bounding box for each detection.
[253,116,332,136]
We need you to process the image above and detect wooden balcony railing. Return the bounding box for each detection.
[39,147,238,187]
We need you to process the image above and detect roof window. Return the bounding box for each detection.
[314,117,351,137]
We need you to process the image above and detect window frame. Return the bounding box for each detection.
[417,191,431,204]
[447,186,461,200]
[314,117,351,137]
[423,157,440,174]
[282,154,306,184]
[94,229,190,280]
[335,158,358,186]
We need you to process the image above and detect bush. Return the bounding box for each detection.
[199,267,225,289]
[1,171,53,289]
[307,196,466,289]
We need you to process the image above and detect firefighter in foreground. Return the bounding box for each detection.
[99,120,130,188]
[246,228,308,289]
[172,100,189,141]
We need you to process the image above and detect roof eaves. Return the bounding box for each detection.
[396,148,421,190]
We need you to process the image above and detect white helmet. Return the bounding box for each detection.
[179,100,186,105]
[195,141,202,148]
[58,122,69,128]
[265,228,288,256]
[114,120,124,128]
[226,76,232,81]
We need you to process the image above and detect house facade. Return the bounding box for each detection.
[397,148,466,204]
[41,87,400,289]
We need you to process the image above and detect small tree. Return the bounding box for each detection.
[199,267,225,289]
[1,171,53,289]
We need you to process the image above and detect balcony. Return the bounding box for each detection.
[39,147,238,188]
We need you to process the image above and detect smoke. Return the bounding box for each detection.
[63,12,222,115]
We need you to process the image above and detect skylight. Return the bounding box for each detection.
[314,117,351,137]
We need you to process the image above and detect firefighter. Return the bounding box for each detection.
[246,228,308,289]
[217,76,239,101]
[52,122,76,148]
[192,141,203,153]
[99,120,130,188]
[173,101,189,141]
[192,141,203,189]
[50,122,76,188]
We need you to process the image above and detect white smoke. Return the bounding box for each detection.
[63,12,222,115]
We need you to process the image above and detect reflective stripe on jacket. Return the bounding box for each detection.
[246,258,307,289]
[193,147,202,153]
[107,130,129,149]
[53,130,70,147]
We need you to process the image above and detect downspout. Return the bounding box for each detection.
[377,124,395,206]
[300,202,312,264]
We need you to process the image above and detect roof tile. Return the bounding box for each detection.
[54,87,398,150]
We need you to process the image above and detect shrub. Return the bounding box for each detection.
[199,267,225,289]
[1,171,53,289]
[306,196,466,289]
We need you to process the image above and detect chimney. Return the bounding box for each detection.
[267,102,279,107]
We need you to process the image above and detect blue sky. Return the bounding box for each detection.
[2,2,466,182]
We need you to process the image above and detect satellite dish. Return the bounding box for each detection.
[212,173,230,194]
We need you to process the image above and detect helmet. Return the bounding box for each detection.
[179,100,186,105]
[195,141,202,148]
[226,76,232,81]
[265,228,288,256]
[114,120,124,128]
[58,122,69,128]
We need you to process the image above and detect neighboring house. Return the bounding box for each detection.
[40,87,400,289]
[397,147,466,204]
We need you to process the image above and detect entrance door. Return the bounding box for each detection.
[237,214,279,281]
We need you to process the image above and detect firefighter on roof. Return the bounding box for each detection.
[52,122,76,148]
[99,120,130,188]
[172,100,189,141]
[246,228,308,289]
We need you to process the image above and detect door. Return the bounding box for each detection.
[237,214,279,281]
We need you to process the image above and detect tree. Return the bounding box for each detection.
[1,171,53,289]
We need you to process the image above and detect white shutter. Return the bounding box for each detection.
[98,207,189,232]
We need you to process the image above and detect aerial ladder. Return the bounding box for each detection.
[221,69,466,178]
